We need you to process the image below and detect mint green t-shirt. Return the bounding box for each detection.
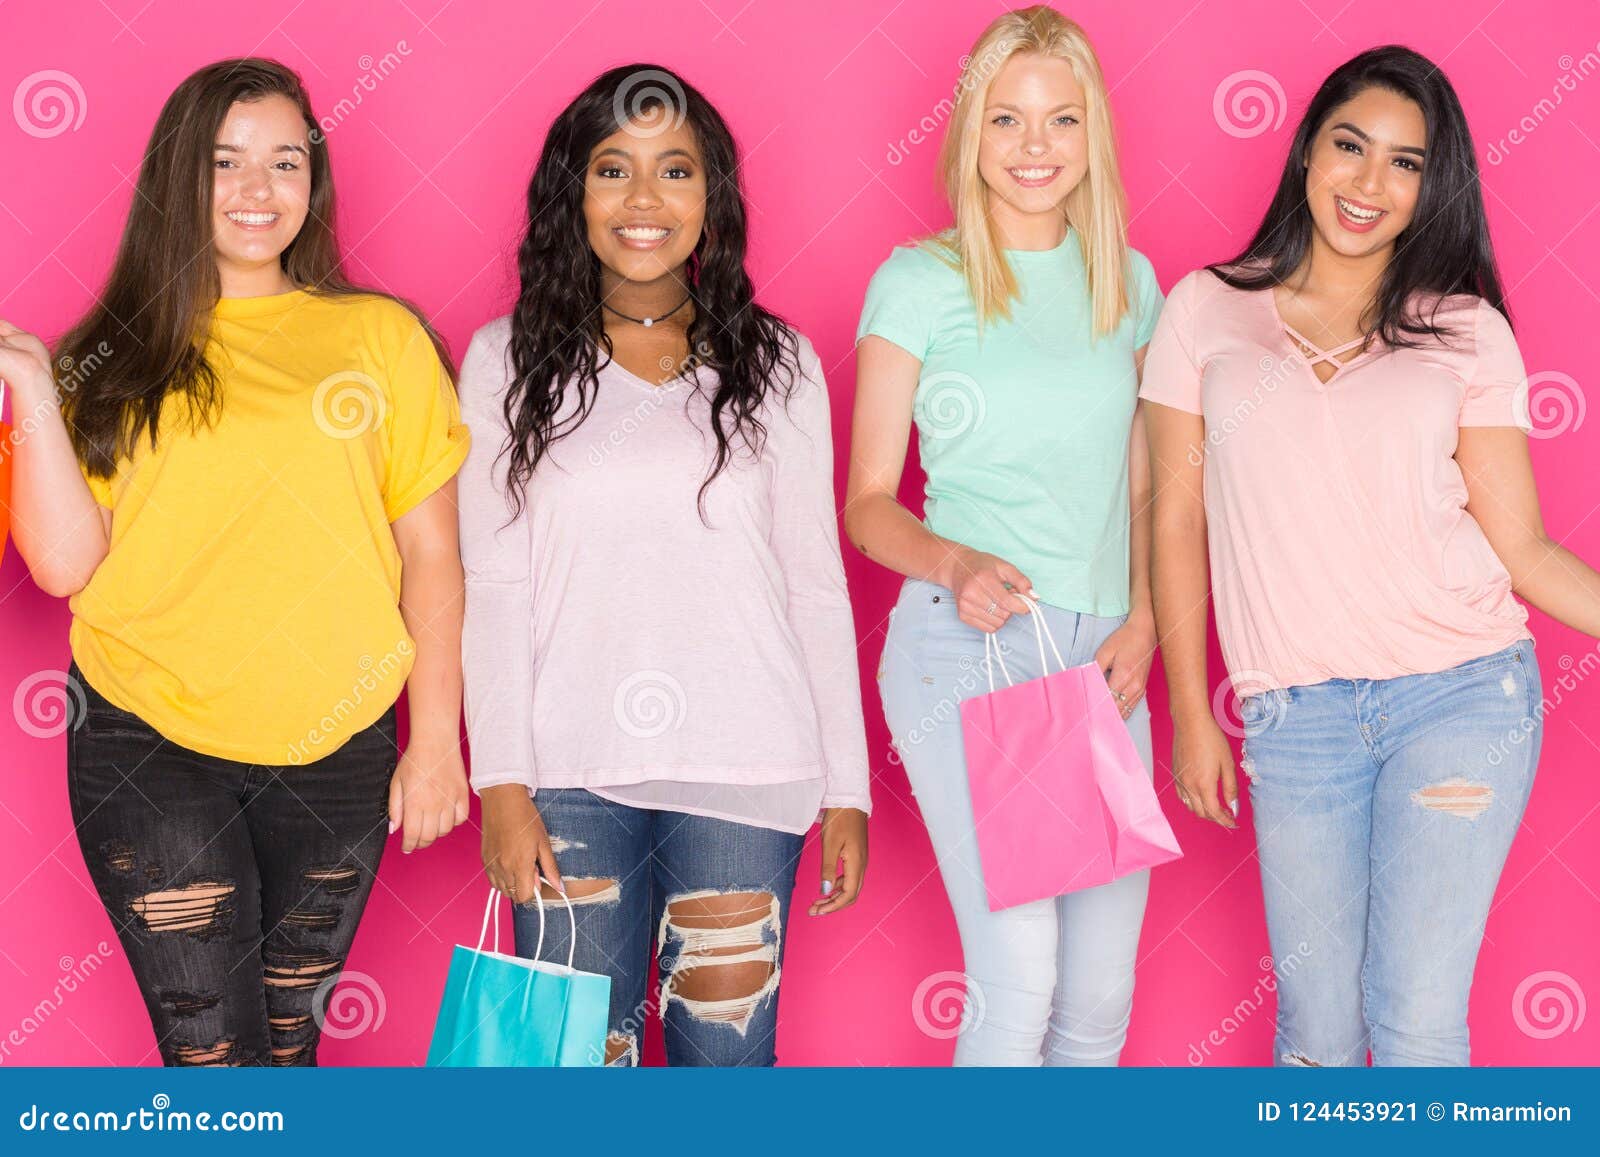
[856,230,1164,616]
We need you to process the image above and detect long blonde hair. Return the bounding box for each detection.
[932,6,1133,336]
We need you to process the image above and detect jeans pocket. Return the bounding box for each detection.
[79,700,159,743]
[1238,688,1290,739]
[1436,642,1524,680]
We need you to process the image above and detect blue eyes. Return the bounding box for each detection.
[990,114,1078,128]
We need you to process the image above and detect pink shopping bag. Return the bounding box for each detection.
[959,597,1182,911]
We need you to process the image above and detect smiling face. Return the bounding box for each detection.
[211,94,312,291]
[1303,85,1426,261]
[582,117,707,287]
[977,52,1088,231]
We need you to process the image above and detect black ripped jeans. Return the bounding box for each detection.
[65,661,397,1066]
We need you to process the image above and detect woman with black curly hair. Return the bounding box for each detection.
[457,65,871,1067]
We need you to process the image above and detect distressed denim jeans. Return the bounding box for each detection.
[66,661,397,1066]
[517,788,804,1067]
[877,577,1154,1066]
[1241,637,1543,1067]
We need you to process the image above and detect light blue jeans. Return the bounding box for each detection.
[1241,637,1543,1067]
[878,577,1154,1066]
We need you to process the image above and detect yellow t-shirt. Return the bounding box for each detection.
[69,288,471,765]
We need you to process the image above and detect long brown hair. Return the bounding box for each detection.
[56,57,451,481]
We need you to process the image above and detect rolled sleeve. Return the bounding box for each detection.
[380,315,471,522]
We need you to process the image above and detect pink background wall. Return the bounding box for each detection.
[2,0,1596,1066]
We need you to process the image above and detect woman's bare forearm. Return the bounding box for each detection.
[1506,535,1600,639]
[1151,507,1213,726]
[9,380,109,596]
[394,485,466,759]
[843,490,967,589]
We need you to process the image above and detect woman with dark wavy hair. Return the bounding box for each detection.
[458,64,872,1067]
[1143,45,1600,1065]
[0,58,472,1065]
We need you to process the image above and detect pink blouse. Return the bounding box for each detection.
[1139,268,1534,693]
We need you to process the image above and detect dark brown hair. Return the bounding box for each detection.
[56,57,451,480]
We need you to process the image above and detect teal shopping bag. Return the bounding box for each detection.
[427,885,611,1067]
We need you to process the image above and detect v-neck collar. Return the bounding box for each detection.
[597,344,698,393]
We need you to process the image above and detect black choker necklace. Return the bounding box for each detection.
[602,294,691,329]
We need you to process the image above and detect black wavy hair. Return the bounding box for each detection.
[1209,45,1509,345]
[500,63,798,518]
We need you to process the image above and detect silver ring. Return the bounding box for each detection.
[985,601,998,616]
[1115,690,1127,701]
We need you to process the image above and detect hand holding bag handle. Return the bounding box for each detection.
[474,880,577,968]
[983,593,1068,692]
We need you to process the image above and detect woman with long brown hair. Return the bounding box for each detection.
[0,58,471,1066]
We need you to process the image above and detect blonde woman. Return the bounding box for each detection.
[847,7,1164,1066]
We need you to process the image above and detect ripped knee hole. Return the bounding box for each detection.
[657,890,782,1033]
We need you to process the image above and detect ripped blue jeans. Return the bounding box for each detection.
[514,788,803,1067]
[1241,637,1542,1067]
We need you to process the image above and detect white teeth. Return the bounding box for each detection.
[616,226,669,240]
[227,211,278,225]
[1336,196,1383,221]
[1011,167,1058,180]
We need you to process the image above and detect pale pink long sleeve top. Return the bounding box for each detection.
[457,317,872,833]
